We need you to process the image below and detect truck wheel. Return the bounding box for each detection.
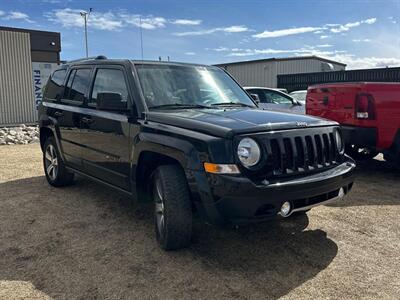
[384,150,400,171]
[153,165,192,250]
[345,144,378,160]
[43,137,74,187]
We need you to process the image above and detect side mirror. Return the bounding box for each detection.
[97,92,128,111]
[250,93,260,103]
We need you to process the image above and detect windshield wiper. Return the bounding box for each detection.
[211,102,254,108]
[149,103,211,110]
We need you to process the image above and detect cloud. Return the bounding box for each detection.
[330,18,377,33]
[172,19,202,26]
[0,11,5,17]
[364,18,377,24]
[252,17,378,39]
[253,26,322,38]
[46,9,123,30]
[2,11,34,23]
[174,25,249,36]
[320,35,330,39]
[320,54,400,69]
[184,52,196,55]
[316,44,333,48]
[46,8,168,31]
[121,14,167,29]
[352,39,371,42]
[207,46,345,57]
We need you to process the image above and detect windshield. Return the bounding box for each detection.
[135,64,256,109]
[290,91,307,103]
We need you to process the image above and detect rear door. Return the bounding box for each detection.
[56,67,92,169]
[79,65,133,190]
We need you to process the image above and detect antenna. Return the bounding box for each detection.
[139,16,144,60]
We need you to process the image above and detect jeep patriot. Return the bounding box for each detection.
[39,56,355,250]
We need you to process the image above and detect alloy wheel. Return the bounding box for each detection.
[45,144,58,181]
[154,178,165,235]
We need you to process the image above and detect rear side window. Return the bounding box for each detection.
[44,69,67,100]
[90,68,129,105]
[64,68,91,103]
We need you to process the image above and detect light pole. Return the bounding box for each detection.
[80,8,92,58]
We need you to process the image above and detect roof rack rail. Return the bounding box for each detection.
[64,55,108,64]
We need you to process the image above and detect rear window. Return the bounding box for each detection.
[63,69,91,103]
[44,69,67,100]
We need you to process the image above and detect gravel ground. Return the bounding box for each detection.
[0,144,399,299]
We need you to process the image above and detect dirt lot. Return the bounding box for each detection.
[0,144,399,299]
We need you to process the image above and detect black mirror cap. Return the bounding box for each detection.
[97,92,128,111]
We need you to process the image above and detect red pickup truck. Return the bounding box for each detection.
[306,82,400,167]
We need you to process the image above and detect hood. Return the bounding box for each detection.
[145,108,337,138]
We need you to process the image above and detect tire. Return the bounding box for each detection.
[345,144,378,161]
[43,137,74,187]
[153,165,192,250]
[384,150,400,171]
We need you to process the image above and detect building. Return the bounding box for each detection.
[0,26,61,125]
[215,56,346,89]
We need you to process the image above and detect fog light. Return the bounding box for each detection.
[280,201,291,217]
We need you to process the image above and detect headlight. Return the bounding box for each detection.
[237,138,261,168]
[335,130,344,153]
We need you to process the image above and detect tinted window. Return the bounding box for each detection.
[91,69,129,104]
[63,69,76,100]
[65,69,91,102]
[44,69,66,100]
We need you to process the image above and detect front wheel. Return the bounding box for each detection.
[153,165,192,251]
[345,144,378,161]
[43,137,74,187]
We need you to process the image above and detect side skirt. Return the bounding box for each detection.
[66,166,134,197]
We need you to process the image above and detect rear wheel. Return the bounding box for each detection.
[153,165,192,250]
[345,144,378,160]
[43,137,74,187]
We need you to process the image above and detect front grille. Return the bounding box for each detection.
[266,131,339,175]
[236,127,342,180]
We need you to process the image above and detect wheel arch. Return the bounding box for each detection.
[132,132,204,202]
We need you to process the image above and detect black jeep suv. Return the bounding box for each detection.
[39,57,355,250]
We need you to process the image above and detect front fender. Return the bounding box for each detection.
[133,132,203,171]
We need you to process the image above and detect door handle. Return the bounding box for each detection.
[81,117,94,124]
[54,111,64,117]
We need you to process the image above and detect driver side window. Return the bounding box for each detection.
[90,68,129,105]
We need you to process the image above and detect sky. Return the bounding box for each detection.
[0,0,399,69]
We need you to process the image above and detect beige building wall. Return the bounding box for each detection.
[0,30,35,125]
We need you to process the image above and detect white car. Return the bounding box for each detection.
[289,90,307,105]
[244,86,305,114]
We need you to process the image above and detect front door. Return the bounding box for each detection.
[79,66,133,190]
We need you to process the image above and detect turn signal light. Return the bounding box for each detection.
[204,163,240,174]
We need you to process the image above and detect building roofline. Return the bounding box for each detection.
[214,55,347,67]
[0,26,59,36]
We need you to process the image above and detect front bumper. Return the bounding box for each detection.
[194,159,356,225]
